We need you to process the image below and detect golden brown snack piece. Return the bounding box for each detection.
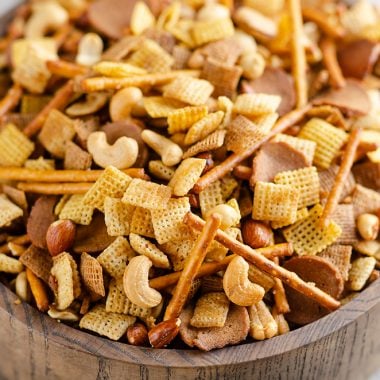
[26,268,49,312]
[19,245,53,284]
[0,84,23,118]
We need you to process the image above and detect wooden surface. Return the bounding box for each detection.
[0,279,379,380]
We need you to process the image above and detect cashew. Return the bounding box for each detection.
[109,87,144,122]
[123,255,162,308]
[25,1,69,39]
[48,306,79,322]
[205,204,240,230]
[248,300,278,340]
[197,3,230,21]
[239,51,266,80]
[223,256,265,306]
[15,271,32,303]
[66,92,109,117]
[87,131,138,169]
[76,33,104,67]
[141,130,183,166]
[357,213,379,241]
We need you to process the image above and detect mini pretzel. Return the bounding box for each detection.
[23,80,75,138]
[26,268,49,312]
[185,212,340,311]
[320,37,346,89]
[289,0,308,108]
[17,182,92,195]
[193,105,311,193]
[46,60,88,78]
[0,84,23,118]
[164,214,221,321]
[320,128,362,227]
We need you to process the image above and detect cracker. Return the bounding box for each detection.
[283,204,342,256]
[348,257,376,291]
[298,118,348,169]
[130,1,155,35]
[79,304,136,341]
[122,178,171,210]
[97,236,135,278]
[233,93,281,117]
[248,264,275,292]
[83,166,132,211]
[191,18,235,46]
[129,233,171,269]
[160,237,196,271]
[0,195,23,228]
[248,300,278,340]
[199,180,224,217]
[167,105,208,134]
[331,204,357,245]
[129,206,155,238]
[183,130,226,159]
[274,166,320,209]
[0,124,34,167]
[220,175,239,201]
[351,184,380,218]
[202,38,243,66]
[172,45,191,70]
[93,61,147,77]
[144,96,184,118]
[201,276,224,294]
[252,182,299,223]
[217,96,234,128]
[190,292,229,328]
[64,141,92,170]
[272,207,309,229]
[25,157,55,170]
[104,197,134,236]
[0,253,24,274]
[148,160,176,181]
[163,76,214,106]
[59,194,94,225]
[21,94,51,114]
[80,253,105,297]
[318,245,352,281]
[19,245,53,284]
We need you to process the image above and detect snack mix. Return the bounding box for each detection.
[0,0,379,351]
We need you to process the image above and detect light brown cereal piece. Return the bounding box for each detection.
[148,160,175,181]
[80,253,105,297]
[202,38,243,67]
[192,18,235,46]
[104,197,134,237]
[25,157,55,170]
[217,96,234,128]
[64,141,92,170]
[97,236,135,278]
[199,180,224,217]
[144,96,184,118]
[248,300,278,340]
[233,93,281,117]
[0,253,24,274]
[220,176,239,201]
[19,245,53,284]
[190,292,229,328]
[318,245,352,281]
[248,264,275,292]
[183,129,226,159]
[160,237,197,271]
[272,207,309,229]
[206,227,239,262]
[0,195,23,228]
[129,207,155,238]
[172,45,191,70]
[331,204,357,245]
[167,105,208,134]
[348,257,376,291]
[59,194,94,225]
[79,304,136,341]
[201,276,224,294]
[351,184,380,218]
[252,113,279,133]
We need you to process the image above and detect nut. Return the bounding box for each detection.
[46,219,76,257]
[76,33,104,67]
[248,300,278,340]
[123,255,162,308]
[66,93,109,117]
[205,204,239,230]
[15,271,32,302]
[223,255,265,306]
[241,219,274,248]
[357,213,379,240]
[47,306,79,322]
[87,131,138,169]
[197,3,230,21]
[239,51,266,80]
[109,87,144,122]
[148,318,181,348]
[126,323,149,346]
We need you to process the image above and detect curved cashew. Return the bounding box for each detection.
[109,87,144,122]
[66,92,109,117]
[123,255,162,308]
[87,131,138,169]
[141,130,183,166]
[25,1,69,39]
[223,256,265,306]
[248,300,278,340]
[205,204,240,230]
[48,306,80,322]
[76,33,104,67]
[15,271,31,302]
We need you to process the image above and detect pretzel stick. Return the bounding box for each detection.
[26,268,49,312]
[17,182,92,195]
[164,214,221,321]
[193,105,311,193]
[0,167,148,182]
[0,234,30,254]
[289,0,308,108]
[185,212,340,311]
[320,128,362,227]
[47,60,88,78]
[0,84,23,118]
[272,258,290,314]
[320,37,346,89]
[23,80,75,137]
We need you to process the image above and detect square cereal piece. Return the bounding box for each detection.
[252,113,279,134]
[169,158,206,196]
[274,166,320,209]
[80,253,105,297]
[59,194,94,225]
[183,129,226,159]
[25,157,55,170]
[199,180,224,217]
[163,76,214,106]
[202,38,243,66]
[191,18,235,46]
[272,207,309,229]
[331,204,357,245]
[144,96,185,118]
[79,304,136,341]
[129,233,171,269]
[184,111,224,145]
[0,194,23,228]
[220,175,239,200]
[0,253,24,273]
[206,227,239,262]
[160,237,197,271]
[148,160,175,181]
[97,236,135,278]
[298,118,348,169]
[351,184,380,218]
[283,204,342,256]
[0,124,34,167]
[83,166,132,211]
[172,45,191,69]
[129,206,155,238]
[19,245,53,284]
[104,197,134,236]
[318,245,352,281]
[233,93,281,117]
[168,105,208,134]
[217,96,234,128]
[122,178,171,210]
[253,182,299,223]
[151,197,191,244]
[190,292,229,328]
[64,141,92,170]
[348,257,376,291]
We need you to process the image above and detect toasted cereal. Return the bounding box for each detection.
[0,124,34,167]
[55,195,70,215]
[19,245,53,284]
[169,158,206,196]
[252,182,299,223]
[217,96,234,128]
[348,257,376,291]
[184,111,224,145]
[202,38,243,67]
[298,118,348,169]
[25,157,55,170]
[283,204,342,256]
[183,130,226,159]
[129,233,170,269]
[190,292,229,328]
[167,105,208,134]
[64,141,92,171]
[151,197,191,244]
[104,197,134,236]
[21,94,51,114]
[93,61,146,77]
[272,207,309,229]
[148,160,176,181]
[233,93,281,117]
[252,113,279,133]
[80,253,105,297]
[248,264,275,292]
[191,18,235,46]
[331,204,357,245]
[144,96,184,118]
[201,276,224,294]
[0,253,24,273]
[165,20,194,48]
[0,195,23,228]
[220,175,239,200]
[79,304,136,341]
[199,180,224,217]
[163,76,214,106]
[161,237,196,271]
[274,167,320,209]
[351,184,380,218]
[129,207,155,238]
[59,194,94,225]
[206,227,239,262]
[97,236,135,278]
[318,245,352,281]
[244,0,284,16]
[83,166,132,211]
[130,1,155,35]
[122,179,171,210]
[248,300,278,340]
